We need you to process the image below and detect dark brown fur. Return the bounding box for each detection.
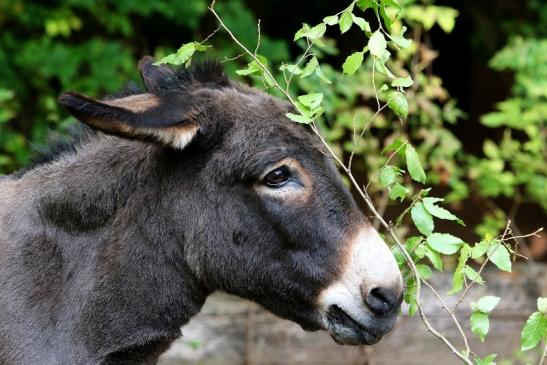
[0,58,385,364]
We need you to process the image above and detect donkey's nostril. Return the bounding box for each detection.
[364,287,401,316]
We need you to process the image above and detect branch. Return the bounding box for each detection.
[209,3,474,364]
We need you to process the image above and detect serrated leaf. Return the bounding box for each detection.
[389,182,408,202]
[391,76,414,88]
[395,37,412,50]
[387,91,408,119]
[487,242,512,272]
[236,58,264,76]
[294,24,310,41]
[300,56,319,79]
[342,51,364,75]
[356,0,376,11]
[279,63,302,75]
[304,23,326,40]
[382,138,406,155]
[379,165,398,187]
[351,14,371,32]
[368,30,387,57]
[448,245,470,294]
[315,65,332,84]
[423,197,463,225]
[520,311,547,351]
[426,233,463,255]
[538,298,547,313]
[471,311,490,342]
[474,353,497,365]
[416,264,433,279]
[472,240,491,259]
[285,113,313,124]
[411,202,434,236]
[405,145,426,183]
[404,279,418,316]
[339,11,353,33]
[298,93,323,109]
[464,265,484,285]
[154,42,207,66]
[424,245,443,271]
[323,15,339,25]
[472,296,500,313]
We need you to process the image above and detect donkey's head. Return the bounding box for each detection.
[59,57,403,345]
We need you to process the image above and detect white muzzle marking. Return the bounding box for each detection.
[318,226,403,326]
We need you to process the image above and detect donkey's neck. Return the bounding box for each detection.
[2,135,208,362]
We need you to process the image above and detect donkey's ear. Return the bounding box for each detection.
[58,91,200,150]
[138,56,178,92]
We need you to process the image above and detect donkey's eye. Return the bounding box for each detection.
[263,166,291,187]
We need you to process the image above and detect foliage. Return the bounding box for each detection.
[159,1,545,364]
[0,0,288,174]
[0,0,545,363]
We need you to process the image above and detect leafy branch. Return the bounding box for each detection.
[162,1,546,364]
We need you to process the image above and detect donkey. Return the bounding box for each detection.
[0,57,403,364]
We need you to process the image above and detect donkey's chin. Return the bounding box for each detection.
[324,305,395,345]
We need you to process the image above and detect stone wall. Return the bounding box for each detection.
[158,265,546,365]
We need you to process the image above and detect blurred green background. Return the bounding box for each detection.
[0,0,545,252]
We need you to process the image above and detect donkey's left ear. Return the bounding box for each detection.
[58,91,201,150]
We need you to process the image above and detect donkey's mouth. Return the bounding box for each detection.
[325,305,383,345]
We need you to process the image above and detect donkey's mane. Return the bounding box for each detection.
[19,60,228,176]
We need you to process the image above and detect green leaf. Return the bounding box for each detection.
[379,165,398,187]
[279,63,302,75]
[424,245,443,271]
[472,296,500,313]
[411,202,434,236]
[404,279,418,316]
[382,138,406,155]
[304,23,326,40]
[323,15,339,25]
[298,93,323,109]
[423,197,464,225]
[392,35,412,49]
[487,242,512,272]
[356,0,376,11]
[405,145,426,183]
[538,298,547,313]
[426,233,463,255]
[448,245,471,294]
[351,14,371,32]
[464,265,484,285]
[285,113,313,124]
[315,65,332,84]
[471,240,491,259]
[416,264,433,279]
[339,11,353,33]
[154,42,209,66]
[387,91,408,119]
[300,57,319,79]
[389,182,408,202]
[391,76,414,88]
[471,311,490,342]
[474,354,497,365]
[520,311,547,351]
[294,24,310,41]
[368,30,387,58]
[342,51,364,75]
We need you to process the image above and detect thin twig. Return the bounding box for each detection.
[454,221,512,311]
[209,3,474,364]
[201,26,221,44]
[539,340,547,365]
[254,19,261,56]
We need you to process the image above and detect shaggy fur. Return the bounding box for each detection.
[0,58,388,364]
